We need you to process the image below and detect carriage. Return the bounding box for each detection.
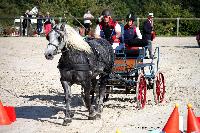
[45,23,165,124]
[104,43,165,109]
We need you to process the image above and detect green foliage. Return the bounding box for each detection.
[0,0,199,36]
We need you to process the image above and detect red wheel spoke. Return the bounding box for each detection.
[136,74,147,109]
[154,72,165,104]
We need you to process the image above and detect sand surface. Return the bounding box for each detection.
[0,37,200,133]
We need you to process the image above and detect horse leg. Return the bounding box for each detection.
[91,78,98,105]
[60,80,73,125]
[95,75,107,119]
[82,81,97,120]
[81,79,96,109]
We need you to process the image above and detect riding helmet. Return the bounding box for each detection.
[126,13,136,21]
[102,9,111,16]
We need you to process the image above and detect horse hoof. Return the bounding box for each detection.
[96,113,101,119]
[88,115,97,120]
[70,113,74,118]
[63,118,72,126]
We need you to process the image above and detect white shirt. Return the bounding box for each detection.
[95,23,121,38]
[83,13,94,24]
[135,27,142,39]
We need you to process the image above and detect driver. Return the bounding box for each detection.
[94,9,121,49]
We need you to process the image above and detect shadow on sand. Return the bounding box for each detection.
[160,45,199,48]
[17,94,89,125]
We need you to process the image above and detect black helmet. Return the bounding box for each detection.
[102,9,111,16]
[126,13,136,21]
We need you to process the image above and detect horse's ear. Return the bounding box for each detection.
[57,30,65,37]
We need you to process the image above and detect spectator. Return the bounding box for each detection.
[22,10,31,36]
[94,9,121,49]
[44,12,52,36]
[36,12,43,37]
[196,30,200,47]
[83,10,94,36]
[142,13,154,58]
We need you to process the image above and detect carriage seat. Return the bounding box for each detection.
[115,43,145,58]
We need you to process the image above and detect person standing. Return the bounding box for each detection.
[44,12,52,36]
[22,10,31,36]
[94,9,121,49]
[83,10,94,36]
[142,13,154,58]
[36,12,43,37]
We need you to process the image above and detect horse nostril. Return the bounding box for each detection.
[48,54,52,57]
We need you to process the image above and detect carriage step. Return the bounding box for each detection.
[114,64,127,67]
[136,63,155,67]
[106,88,136,94]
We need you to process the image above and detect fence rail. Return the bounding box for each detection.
[0,17,200,37]
[137,18,200,36]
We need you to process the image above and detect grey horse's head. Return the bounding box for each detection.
[44,24,66,60]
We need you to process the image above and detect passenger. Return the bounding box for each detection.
[94,9,121,49]
[124,13,142,46]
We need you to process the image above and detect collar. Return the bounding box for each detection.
[100,19,116,28]
[124,24,134,30]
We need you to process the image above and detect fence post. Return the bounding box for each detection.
[20,17,22,37]
[177,17,180,36]
[137,17,140,27]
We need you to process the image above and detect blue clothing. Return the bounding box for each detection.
[124,25,137,44]
[100,25,116,42]
[37,15,43,35]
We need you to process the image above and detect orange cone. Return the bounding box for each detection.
[4,106,16,122]
[162,103,180,133]
[197,117,200,123]
[0,101,12,125]
[187,103,200,133]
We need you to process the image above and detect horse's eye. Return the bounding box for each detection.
[58,36,61,42]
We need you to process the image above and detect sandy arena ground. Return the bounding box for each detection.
[0,37,200,133]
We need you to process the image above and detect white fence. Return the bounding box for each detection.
[137,18,200,36]
[0,17,200,37]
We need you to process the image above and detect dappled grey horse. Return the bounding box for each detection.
[44,23,114,125]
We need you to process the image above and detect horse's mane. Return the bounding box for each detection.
[62,24,92,53]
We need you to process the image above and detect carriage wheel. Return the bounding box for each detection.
[136,73,147,109]
[153,72,165,104]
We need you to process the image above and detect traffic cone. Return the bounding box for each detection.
[162,103,180,133]
[197,117,200,123]
[0,101,12,125]
[4,106,16,122]
[187,103,200,133]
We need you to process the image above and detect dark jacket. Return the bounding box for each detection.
[22,13,31,28]
[37,15,43,26]
[142,19,153,40]
[124,24,137,44]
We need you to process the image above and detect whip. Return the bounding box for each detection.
[64,11,86,30]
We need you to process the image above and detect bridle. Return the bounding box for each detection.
[47,29,66,54]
